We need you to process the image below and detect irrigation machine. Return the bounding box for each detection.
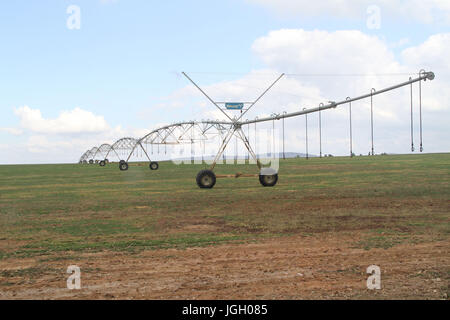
[80,70,435,189]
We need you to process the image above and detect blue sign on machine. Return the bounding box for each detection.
[225,102,244,110]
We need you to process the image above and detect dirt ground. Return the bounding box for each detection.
[0,232,448,300]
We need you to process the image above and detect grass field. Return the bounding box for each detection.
[0,153,449,299]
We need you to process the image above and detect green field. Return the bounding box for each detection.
[1,153,449,261]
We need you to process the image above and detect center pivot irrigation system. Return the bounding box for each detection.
[80,70,435,189]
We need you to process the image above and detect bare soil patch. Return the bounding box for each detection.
[1,232,448,300]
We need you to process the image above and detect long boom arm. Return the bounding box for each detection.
[240,71,435,126]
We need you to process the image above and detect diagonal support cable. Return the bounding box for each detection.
[237,73,284,121]
[182,72,234,122]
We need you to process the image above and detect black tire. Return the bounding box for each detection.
[99,160,106,167]
[149,161,159,170]
[196,170,216,189]
[259,174,278,187]
[89,160,94,164]
[119,162,129,171]
[259,168,278,187]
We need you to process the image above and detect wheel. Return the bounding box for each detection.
[149,161,159,170]
[119,162,129,171]
[259,168,278,187]
[99,160,106,167]
[89,160,94,164]
[196,170,216,189]
[259,174,278,187]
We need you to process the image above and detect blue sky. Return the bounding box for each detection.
[0,0,448,163]
[1,0,272,127]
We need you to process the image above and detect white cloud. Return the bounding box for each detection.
[153,69,325,124]
[252,29,401,76]
[390,38,410,49]
[402,33,450,72]
[251,29,449,154]
[0,127,23,135]
[26,135,75,154]
[14,106,111,134]
[246,0,450,24]
[1,106,145,163]
[17,126,133,162]
[3,29,449,164]
[401,33,450,112]
[157,29,449,156]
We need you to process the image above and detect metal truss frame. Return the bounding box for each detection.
[79,70,435,188]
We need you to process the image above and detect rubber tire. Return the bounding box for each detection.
[119,162,129,171]
[259,173,278,187]
[196,170,216,189]
[99,160,106,167]
[89,160,94,164]
[149,161,159,170]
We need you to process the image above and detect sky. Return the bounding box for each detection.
[0,0,449,164]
